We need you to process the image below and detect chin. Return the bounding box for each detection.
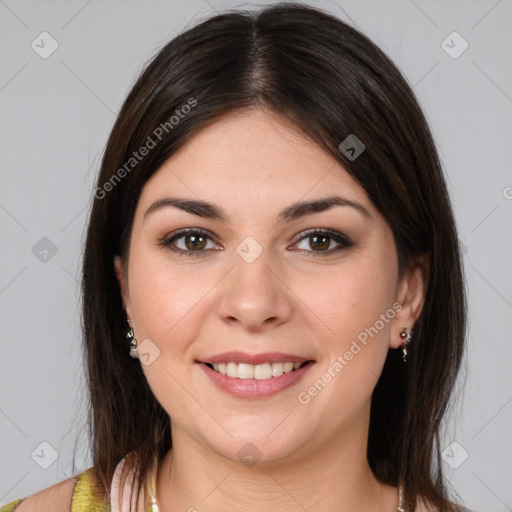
[204,429,312,469]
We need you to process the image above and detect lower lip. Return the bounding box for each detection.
[198,361,314,399]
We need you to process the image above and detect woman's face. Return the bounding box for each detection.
[115,107,424,465]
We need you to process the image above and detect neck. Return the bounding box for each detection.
[155,411,399,511]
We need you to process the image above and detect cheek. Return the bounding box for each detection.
[126,251,209,406]
[127,248,217,349]
[298,259,397,342]
[298,263,398,413]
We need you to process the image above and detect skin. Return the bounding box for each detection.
[114,107,427,512]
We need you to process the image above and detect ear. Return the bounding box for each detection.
[389,255,428,349]
[114,256,133,321]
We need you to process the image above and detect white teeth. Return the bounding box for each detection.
[238,363,254,379]
[254,363,272,380]
[283,362,294,373]
[226,362,238,378]
[209,361,305,379]
[271,362,284,377]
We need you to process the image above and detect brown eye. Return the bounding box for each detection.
[162,229,221,257]
[292,229,352,257]
[184,233,207,251]
[309,234,331,251]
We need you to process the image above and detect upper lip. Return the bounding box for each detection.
[198,351,313,365]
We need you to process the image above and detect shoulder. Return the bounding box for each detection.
[1,468,110,512]
[3,474,78,512]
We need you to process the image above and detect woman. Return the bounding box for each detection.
[2,2,469,511]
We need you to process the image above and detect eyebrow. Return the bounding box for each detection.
[143,195,371,223]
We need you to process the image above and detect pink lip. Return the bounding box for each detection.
[198,351,310,365]
[198,360,315,399]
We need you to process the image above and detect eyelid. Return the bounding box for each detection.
[163,227,215,242]
[160,227,352,257]
[161,228,222,256]
[289,228,353,255]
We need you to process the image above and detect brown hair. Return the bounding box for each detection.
[80,3,467,510]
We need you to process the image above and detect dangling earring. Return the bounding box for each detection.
[126,321,139,359]
[400,328,411,363]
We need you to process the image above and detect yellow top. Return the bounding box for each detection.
[0,468,110,512]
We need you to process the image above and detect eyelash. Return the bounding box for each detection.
[160,228,352,258]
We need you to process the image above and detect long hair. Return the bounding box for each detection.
[80,3,466,510]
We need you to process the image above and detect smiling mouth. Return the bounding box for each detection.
[204,361,312,380]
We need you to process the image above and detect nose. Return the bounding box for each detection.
[216,247,294,332]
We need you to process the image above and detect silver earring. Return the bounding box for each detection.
[126,324,139,359]
[400,328,411,363]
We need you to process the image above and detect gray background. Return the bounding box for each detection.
[1,0,511,510]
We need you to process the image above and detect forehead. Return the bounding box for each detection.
[137,108,373,216]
